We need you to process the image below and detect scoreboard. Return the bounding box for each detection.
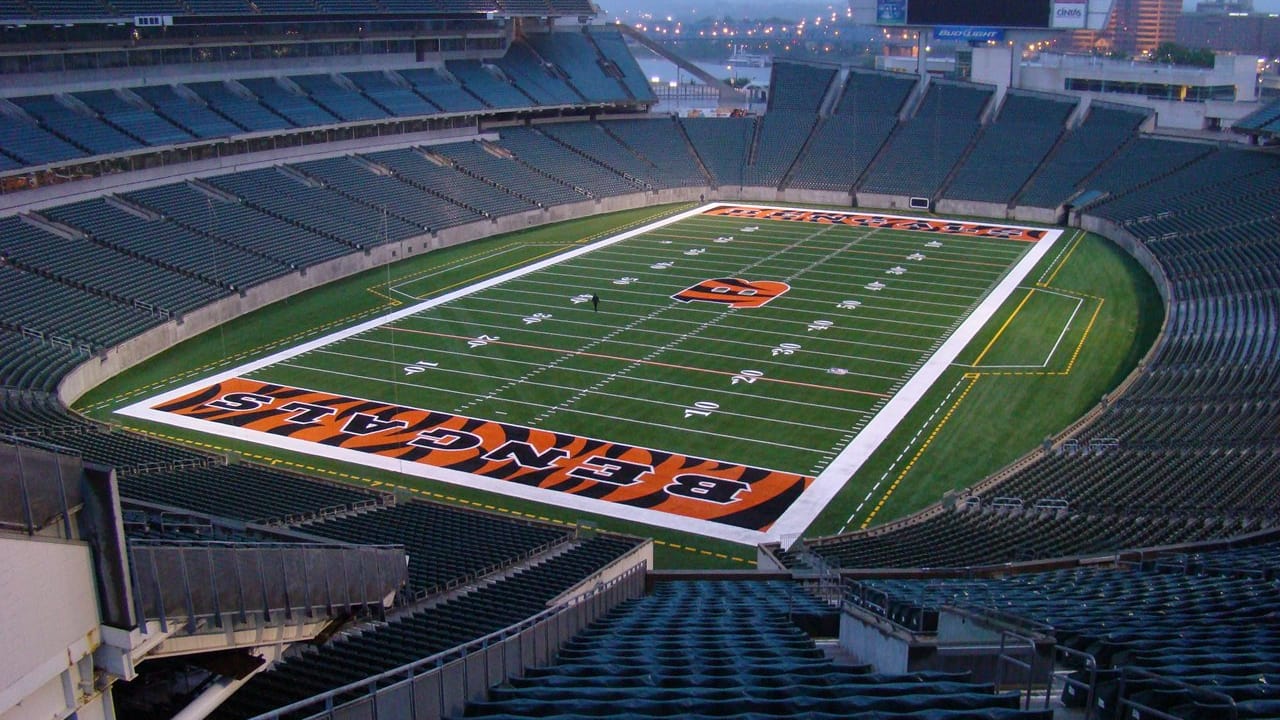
[876,0,1087,29]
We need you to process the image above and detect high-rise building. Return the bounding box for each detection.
[1069,0,1181,55]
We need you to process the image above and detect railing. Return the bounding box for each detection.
[128,538,409,634]
[1054,645,1099,719]
[118,456,212,476]
[0,436,84,536]
[246,560,647,720]
[265,497,385,527]
[411,532,576,602]
[994,629,1047,710]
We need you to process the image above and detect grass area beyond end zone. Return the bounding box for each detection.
[78,205,1161,568]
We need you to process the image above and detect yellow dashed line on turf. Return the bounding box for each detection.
[980,295,1105,378]
[651,539,752,565]
[859,372,980,530]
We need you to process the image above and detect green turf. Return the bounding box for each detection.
[78,205,1162,569]
[237,211,1033,481]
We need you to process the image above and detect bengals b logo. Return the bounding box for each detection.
[672,278,790,308]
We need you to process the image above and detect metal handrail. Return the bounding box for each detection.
[994,629,1043,710]
[412,532,577,601]
[1054,645,1100,720]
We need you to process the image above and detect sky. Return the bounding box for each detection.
[598,0,1280,19]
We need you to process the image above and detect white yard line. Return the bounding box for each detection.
[272,357,857,437]
[1038,291,1085,369]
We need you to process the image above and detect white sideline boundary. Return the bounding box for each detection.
[118,203,1062,546]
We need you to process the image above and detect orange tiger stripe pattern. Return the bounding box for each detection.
[671,278,791,308]
[705,205,1048,242]
[154,378,814,531]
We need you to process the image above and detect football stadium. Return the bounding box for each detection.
[1,0,1279,718]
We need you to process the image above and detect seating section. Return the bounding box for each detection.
[0,117,88,167]
[0,330,86,393]
[680,116,754,187]
[466,579,1050,719]
[600,118,709,187]
[185,81,293,133]
[435,139,588,207]
[848,549,1280,718]
[538,122,667,190]
[0,264,161,352]
[363,147,537,218]
[587,28,656,102]
[0,39,656,174]
[12,95,142,156]
[293,155,478,232]
[125,182,353,270]
[130,85,243,139]
[526,31,630,103]
[398,68,488,113]
[444,60,532,109]
[788,113,896,192]
[73,90,193,146]
[799,508,1258,569]
[212,535,643,720]
[238,77,339,127]
[288,73,390,123]
[46,196,287,290]
[859,80,993,198]
[0,215,227,315]
[496,126,642,198]
[1077,137,1213,200]
[834,69,917,117]
[0,393,206,471]
[1232,96,1280,134]
[496,41,583,106]
[1017,104,1148,208]
[743,111,817,187]
[117,463,391,525]
[344,71,440,118]
[302,499,574,594]
[788,69,915,192]
[769,61,836,113]
[943,91,1075,204]
[205,166,411,248]
[1162,537,1280,578]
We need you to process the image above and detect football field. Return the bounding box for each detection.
[121,204,1063,544]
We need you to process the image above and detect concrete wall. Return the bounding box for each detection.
[935,199,1012,220]
[855,192,918,212]
[1078,214,1173,304]
[548,539,654,607]
[839,607,912,674]
[0,536,103,720]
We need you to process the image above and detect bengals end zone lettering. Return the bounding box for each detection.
[672,278,791,308]
[705,206,1048,242]
[154,378,813,531]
